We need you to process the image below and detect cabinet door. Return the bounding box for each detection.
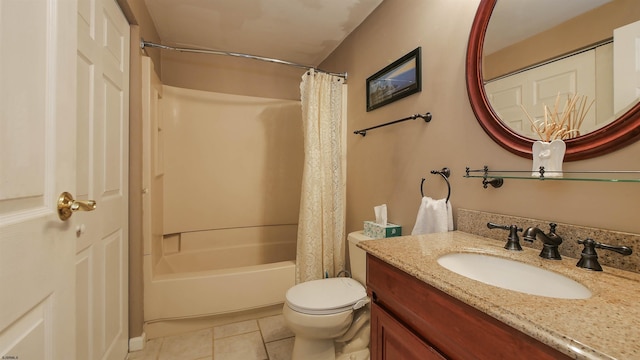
[371,302,445,360]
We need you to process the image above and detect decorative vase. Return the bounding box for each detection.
[531,139,565,177]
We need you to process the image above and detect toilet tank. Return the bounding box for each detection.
[347,231,373,285]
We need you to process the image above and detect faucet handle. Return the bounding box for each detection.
[487,223,523,251]
[576,238,633,271]
[549,223,557,233]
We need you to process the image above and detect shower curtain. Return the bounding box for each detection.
[296,69,345,283]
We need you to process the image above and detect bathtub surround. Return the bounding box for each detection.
[142,75,302,324]
[160,86,303,235]
[145,251,295,321]
[296,70,347,283]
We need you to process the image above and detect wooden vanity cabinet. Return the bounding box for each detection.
[367,254,571,360]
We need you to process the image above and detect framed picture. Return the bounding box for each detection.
[366,47,422,111]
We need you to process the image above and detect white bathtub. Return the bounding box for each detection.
[144,226,297,321]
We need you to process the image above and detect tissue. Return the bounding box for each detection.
[364,204,402,239]
[374,204,387,226]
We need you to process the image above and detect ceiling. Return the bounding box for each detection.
[143,0,615,67]
[143,0,385,67]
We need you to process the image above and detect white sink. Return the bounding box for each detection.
[437,253,591,299]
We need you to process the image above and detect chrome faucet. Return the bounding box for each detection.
[523,223,562,260]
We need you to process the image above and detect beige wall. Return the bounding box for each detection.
[320,0,640,236]
[118,0,162,75]
[117,0,162,338]
[128,25,145,338]
[484,0,640,79]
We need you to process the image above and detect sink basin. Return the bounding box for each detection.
[437,253,591,299]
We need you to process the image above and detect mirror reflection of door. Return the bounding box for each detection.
[485,49,599,139]
[614,20,640,114]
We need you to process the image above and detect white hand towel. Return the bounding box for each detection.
[411,196,453,235]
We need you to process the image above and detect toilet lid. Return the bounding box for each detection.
[286,277,369,315]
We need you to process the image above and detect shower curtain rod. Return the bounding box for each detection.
[140,40,347,79]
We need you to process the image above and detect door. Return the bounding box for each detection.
[0,0,77,359]
[0,0,130,359]
[76,0,130,359]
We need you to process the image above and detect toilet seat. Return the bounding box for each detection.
[286,277,369,315]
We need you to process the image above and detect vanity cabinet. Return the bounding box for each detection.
[367,254,571,360]
[371,301,445,359]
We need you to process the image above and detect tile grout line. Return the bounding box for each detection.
[210,328,217,360]
[257,318,269,360]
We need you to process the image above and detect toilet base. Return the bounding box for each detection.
[337,348,369,360]
[290,318,371,360]
[291,337,336,360]
[291,338,371,360]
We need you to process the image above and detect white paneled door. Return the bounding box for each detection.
[0,0,130,359]
[76,0,130,358]
[0,1,76,358]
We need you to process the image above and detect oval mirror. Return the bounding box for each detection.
[467,0,640,161]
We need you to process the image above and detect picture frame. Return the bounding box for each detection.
[366,47,422,112]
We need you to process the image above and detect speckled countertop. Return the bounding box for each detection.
[357,231,640,360]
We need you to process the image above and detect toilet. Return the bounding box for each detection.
[283,231,372,360]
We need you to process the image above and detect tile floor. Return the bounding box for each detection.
[127,314,295,360]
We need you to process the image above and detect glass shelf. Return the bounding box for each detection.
[464,167,640,184]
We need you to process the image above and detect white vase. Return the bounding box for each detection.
[531,140,565,177]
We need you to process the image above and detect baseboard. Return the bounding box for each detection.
[128,332,147,352]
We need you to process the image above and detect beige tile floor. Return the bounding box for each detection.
[127,314,294,360]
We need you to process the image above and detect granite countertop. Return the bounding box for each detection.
[357,231,640,360]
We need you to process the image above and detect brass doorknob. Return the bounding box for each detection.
[57,192,97,221]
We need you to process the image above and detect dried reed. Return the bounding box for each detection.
[520,93,594,142]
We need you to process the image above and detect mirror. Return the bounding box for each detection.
[467,0,640,161]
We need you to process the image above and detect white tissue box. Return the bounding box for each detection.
[364,221,402,239]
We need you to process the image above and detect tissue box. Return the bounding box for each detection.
[364,221,402,239]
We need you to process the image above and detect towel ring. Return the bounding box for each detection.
[420,168,451,203]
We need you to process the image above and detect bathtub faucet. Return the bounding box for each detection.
[523,223,562,260]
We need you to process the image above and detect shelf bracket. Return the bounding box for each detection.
[482,166,503,188]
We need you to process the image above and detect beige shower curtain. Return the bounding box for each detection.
[296,69,346,283]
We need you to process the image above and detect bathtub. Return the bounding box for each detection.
[144,226,297,321]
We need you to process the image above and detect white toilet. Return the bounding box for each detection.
[283,231,372,360]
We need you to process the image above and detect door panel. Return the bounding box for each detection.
[0,0,77,359]
[371,303,445,360]
[76,0,129,359]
